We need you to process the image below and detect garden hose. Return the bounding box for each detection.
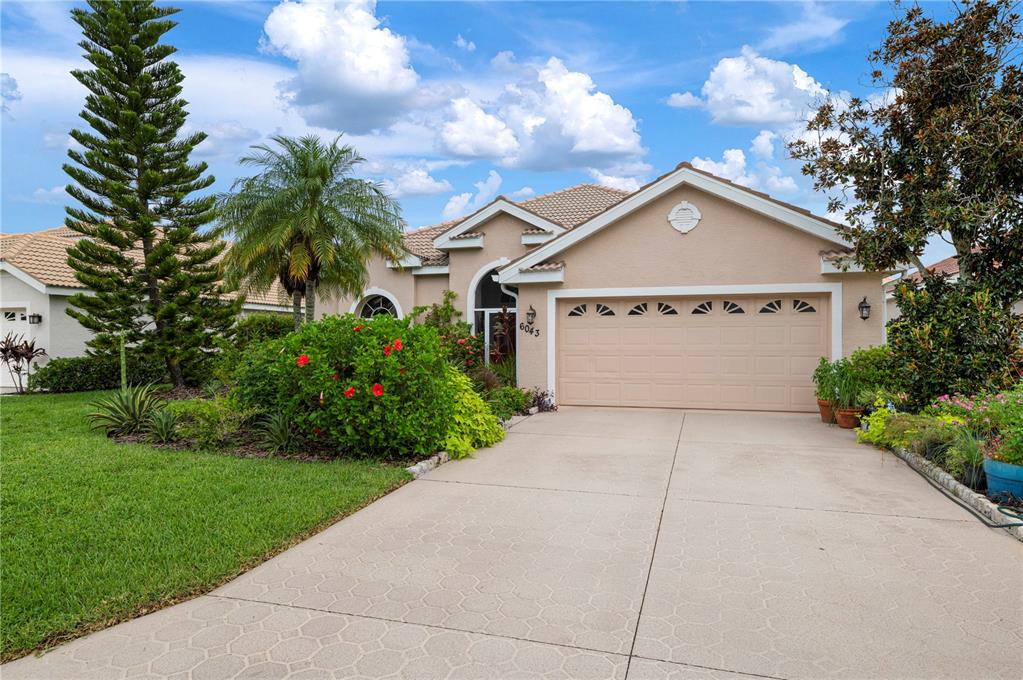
[906,461,1023,529]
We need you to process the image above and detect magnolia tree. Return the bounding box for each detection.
[789,0,1023,403]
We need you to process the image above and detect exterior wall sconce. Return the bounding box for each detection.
[526,305,537,325]
[28,313,43,325]
[857,297,871,321]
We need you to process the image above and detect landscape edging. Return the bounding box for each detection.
[405,411,535,478]
[892,447,1023,543]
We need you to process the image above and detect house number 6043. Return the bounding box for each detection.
[519,322,540,338]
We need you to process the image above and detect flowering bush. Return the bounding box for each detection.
[440,328,485,371]
[442,366,504,459]
[232,314,454,457]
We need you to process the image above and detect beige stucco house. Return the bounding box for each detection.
[328,162,888,413]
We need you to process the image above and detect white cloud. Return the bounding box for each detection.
[380,168,452,197]
[587,169,640,192]
[511,186,535,199]
[31,185,66,204]
[691,145,799,195]
[666,91,701,109]
[1,74,22,115]
[262,0,419,133]
[759,2,849,53]
[442,170,502,219]
[454,34,476,52]
[699,46,827,126]
[193,121,262,159]
[441,98,520,159]
[750,130,777,158]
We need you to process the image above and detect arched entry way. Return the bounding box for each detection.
[470,267,517,363]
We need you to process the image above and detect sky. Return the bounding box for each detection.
[1,0,957,264]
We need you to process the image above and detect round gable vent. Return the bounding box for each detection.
[668,201,702,234]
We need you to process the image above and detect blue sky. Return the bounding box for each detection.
[1,0,956,263]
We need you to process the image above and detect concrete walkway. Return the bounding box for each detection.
[5,408,1022,679]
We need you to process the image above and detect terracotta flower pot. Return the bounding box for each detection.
[816,399,834,423]
[834,408,862,429]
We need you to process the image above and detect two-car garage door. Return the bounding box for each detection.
[557,295,828,412]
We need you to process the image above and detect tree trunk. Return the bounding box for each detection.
[292,290,303,330]
[305,280,316,324]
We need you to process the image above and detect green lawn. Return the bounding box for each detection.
[0,391,410,661]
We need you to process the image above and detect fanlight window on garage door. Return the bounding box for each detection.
[360,295,397,318]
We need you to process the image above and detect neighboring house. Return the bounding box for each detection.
[328,162,889,413]
[884,255,1023,323]
[0,226,291,390]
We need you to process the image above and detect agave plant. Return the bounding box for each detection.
[144,408,180,444]
[257,411,296,454]
[88,384,163,436]
[0,333,47,394]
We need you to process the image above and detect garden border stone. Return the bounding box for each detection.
[405,411,535,478]
[892,447,1023,543]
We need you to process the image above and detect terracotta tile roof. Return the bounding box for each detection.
[521,228,548,235]
[517,184,630,228]
[522,261,564,272]
[450,231,483,240]
[820,248,854,259]
[1,229,290,308]
[401,222,455,266]
[905,255,959,282]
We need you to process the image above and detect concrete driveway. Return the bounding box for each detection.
[6,408,1022,679]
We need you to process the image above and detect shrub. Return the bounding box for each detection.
[442,366,504,459]
[487,386,529,420]
[31,354,167,392]
[491,356,517,387]
[233,314,454,457]
[468,364,502,395]
[812,357,836,402]
[87,385,163,436]
[847,345,901,392]
[167,397,256,450]
[990,427,1023,466]
[233,313,294,349]
[856,405,896,446]
[144,408,179,444]
[257,412,296,454]
[888,279,1023,409]
[528,389,557,413]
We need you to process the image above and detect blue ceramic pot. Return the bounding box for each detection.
[983,458,1023,499]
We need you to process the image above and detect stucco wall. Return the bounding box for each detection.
[329,256,418,319]
[446,214,534,319]
[1,273,58,364]
[47,295,95,359]
[414,274,451,315]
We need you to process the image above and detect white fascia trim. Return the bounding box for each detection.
[442,236,484,249]
[820,257,868,274]
[500,167,851,283]
[411,265,449,276]
[521,232,555,246]
[348,287,405,319]
[241,302,293,313]
[502,269,564,284]
[544,283,844,396]
[0,262,47,294]
[434,200,564,250]
[387,253,422,269]
[466,257,511,320]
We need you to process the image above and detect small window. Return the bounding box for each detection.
[360,295,397,318]
[723,300,745,314]
[3,312,16,321]
[595,303,615,317]
[793,299,816,313]
[628,303,648,316]
[657,302,678,316]
[759,300,782,314]
[568,304,587,317]
[691,301,713,315]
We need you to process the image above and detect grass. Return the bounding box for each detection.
[0,391,410,661]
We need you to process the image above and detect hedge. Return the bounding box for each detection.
[29,355,167,393]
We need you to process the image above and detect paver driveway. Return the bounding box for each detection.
[5,408,1022,679]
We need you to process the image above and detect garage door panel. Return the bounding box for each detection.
[558,295,828,412]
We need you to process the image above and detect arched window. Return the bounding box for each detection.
[360,295,397,318]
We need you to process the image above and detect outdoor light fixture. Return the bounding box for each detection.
[27,313,42,325]
[857,297,871,321]
[526,305,537,325]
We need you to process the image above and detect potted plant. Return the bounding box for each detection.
[811,357,836,423]
[983,427,1023,499]
[832,361,862,429]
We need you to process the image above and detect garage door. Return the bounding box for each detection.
[557,295,828,412]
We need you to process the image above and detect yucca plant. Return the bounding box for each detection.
[144,408,179,444]
[87,384,163,436]
[257,411,295,454]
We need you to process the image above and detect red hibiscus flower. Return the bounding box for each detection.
[383,345,392,357]
[344,386,356,398]
[312,426,322,436]
[393,339,403,351]
[354,325,363,332]
[296,354,310,367]
[372,383,384,397]
[456,338,466,345]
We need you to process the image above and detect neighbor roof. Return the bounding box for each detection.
[0,228,290,308]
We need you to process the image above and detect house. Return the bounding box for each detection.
[884,255,1023,322]
[327,162,889,412]
[0,227,292,390]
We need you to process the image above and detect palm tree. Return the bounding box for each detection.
[217,135,406,329]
